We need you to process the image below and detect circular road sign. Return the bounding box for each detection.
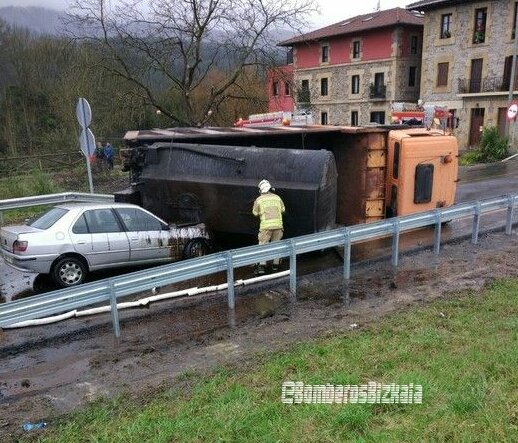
[76,97,92,128]
[507,101,518,121]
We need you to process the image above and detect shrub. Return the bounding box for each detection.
[0,176,29,199]
[27,169,61,196]
[477,126,508,162]
[458,150,481,166]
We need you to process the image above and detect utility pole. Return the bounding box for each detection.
[505,6,518,148]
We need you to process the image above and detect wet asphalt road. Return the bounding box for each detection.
[1,159,517,302]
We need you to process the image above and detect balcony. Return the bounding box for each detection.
[457,76,508,94]
[369,84,386,99]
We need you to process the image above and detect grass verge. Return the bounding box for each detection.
[31,279,518,442]
[459,150,482,166]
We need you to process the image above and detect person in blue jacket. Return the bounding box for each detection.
[103,142,114,170]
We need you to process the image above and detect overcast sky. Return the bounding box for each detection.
[0,0,411,27]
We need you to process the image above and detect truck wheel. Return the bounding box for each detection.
[33,274,54,293]
[183,238,210,259]
[51,256,88,288]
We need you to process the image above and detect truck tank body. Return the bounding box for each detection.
[117,142,337,239]
[120,126,408,231]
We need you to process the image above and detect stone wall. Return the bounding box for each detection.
[420,0,516,148]
[292,26,423,126]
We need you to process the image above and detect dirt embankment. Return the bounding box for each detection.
[0,231,517,441]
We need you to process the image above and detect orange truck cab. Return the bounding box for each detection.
[385,128,458,218]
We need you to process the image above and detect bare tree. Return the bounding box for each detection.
[65,0,315,126]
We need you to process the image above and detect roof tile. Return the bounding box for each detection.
[406,0,456,10]
[279,7,423,46]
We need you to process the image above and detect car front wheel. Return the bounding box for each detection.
[51,256,88,288]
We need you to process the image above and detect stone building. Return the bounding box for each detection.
[407,0,518,148]
[271,8,424,126]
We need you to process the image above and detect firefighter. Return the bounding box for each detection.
[252,179,285,275]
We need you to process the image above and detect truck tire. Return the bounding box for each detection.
[51,256,88,288]
[183,238,210,259]
[33,274,54,293]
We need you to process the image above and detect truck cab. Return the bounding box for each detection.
[385,128,458,218]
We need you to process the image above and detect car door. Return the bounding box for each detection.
[114,207,170,263]
[70,212,93,260]
[80,209,130,267]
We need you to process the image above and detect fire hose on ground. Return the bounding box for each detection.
[3,270,290,329]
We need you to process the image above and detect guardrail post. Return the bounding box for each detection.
[109,280,121,339]
[227,309,236,328]
[0,210,3,227]
[472,202,481,245]
[506,194,515,235]
[343,228,351,280]
[226,252,235,310]
[289,239,297,297]
[433,210,442,255]
[391,219,400,267]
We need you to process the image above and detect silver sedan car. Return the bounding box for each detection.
[0,203,210,287]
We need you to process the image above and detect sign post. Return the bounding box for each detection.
[507,101,518,150]
[76,98,95,193]
[505,7,518,150]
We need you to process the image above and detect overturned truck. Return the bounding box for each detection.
[118,143,337,240]
[117,125,458,242]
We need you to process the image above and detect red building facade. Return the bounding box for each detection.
[267,65,295,112]
[269,8,424,126]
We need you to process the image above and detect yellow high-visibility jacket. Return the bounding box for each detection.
[252,192,285,230]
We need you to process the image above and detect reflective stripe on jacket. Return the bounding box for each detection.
[252,192,285,230]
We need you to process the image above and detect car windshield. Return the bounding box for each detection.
[28,207,69,230]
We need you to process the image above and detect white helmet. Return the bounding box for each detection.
[258,179,271,194]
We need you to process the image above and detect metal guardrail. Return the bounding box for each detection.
[0,193,517,337]
[0,192,115,225]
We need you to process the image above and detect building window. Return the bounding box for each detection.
[437,62,449,87]
[322,44,329,63]
[352,40,360,59]
[299,79,310,104]
[409,66,417,87]
[513,2,518,39]
[272,81,279,96]
[370,111,385,124]
[370,72,385,98]
[448,109,458,129]
[503,56,518,90]
[287,48,294,64]
[321,77,328,96]
[410,35,419,54]
[285,81,291,96]
[351,111,359,126]
[351,75,360,94]
[440,13,452,39]
[321,112,328,125]
[473,7,487,44]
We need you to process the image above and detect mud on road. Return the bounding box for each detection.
[1,230,517,441]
